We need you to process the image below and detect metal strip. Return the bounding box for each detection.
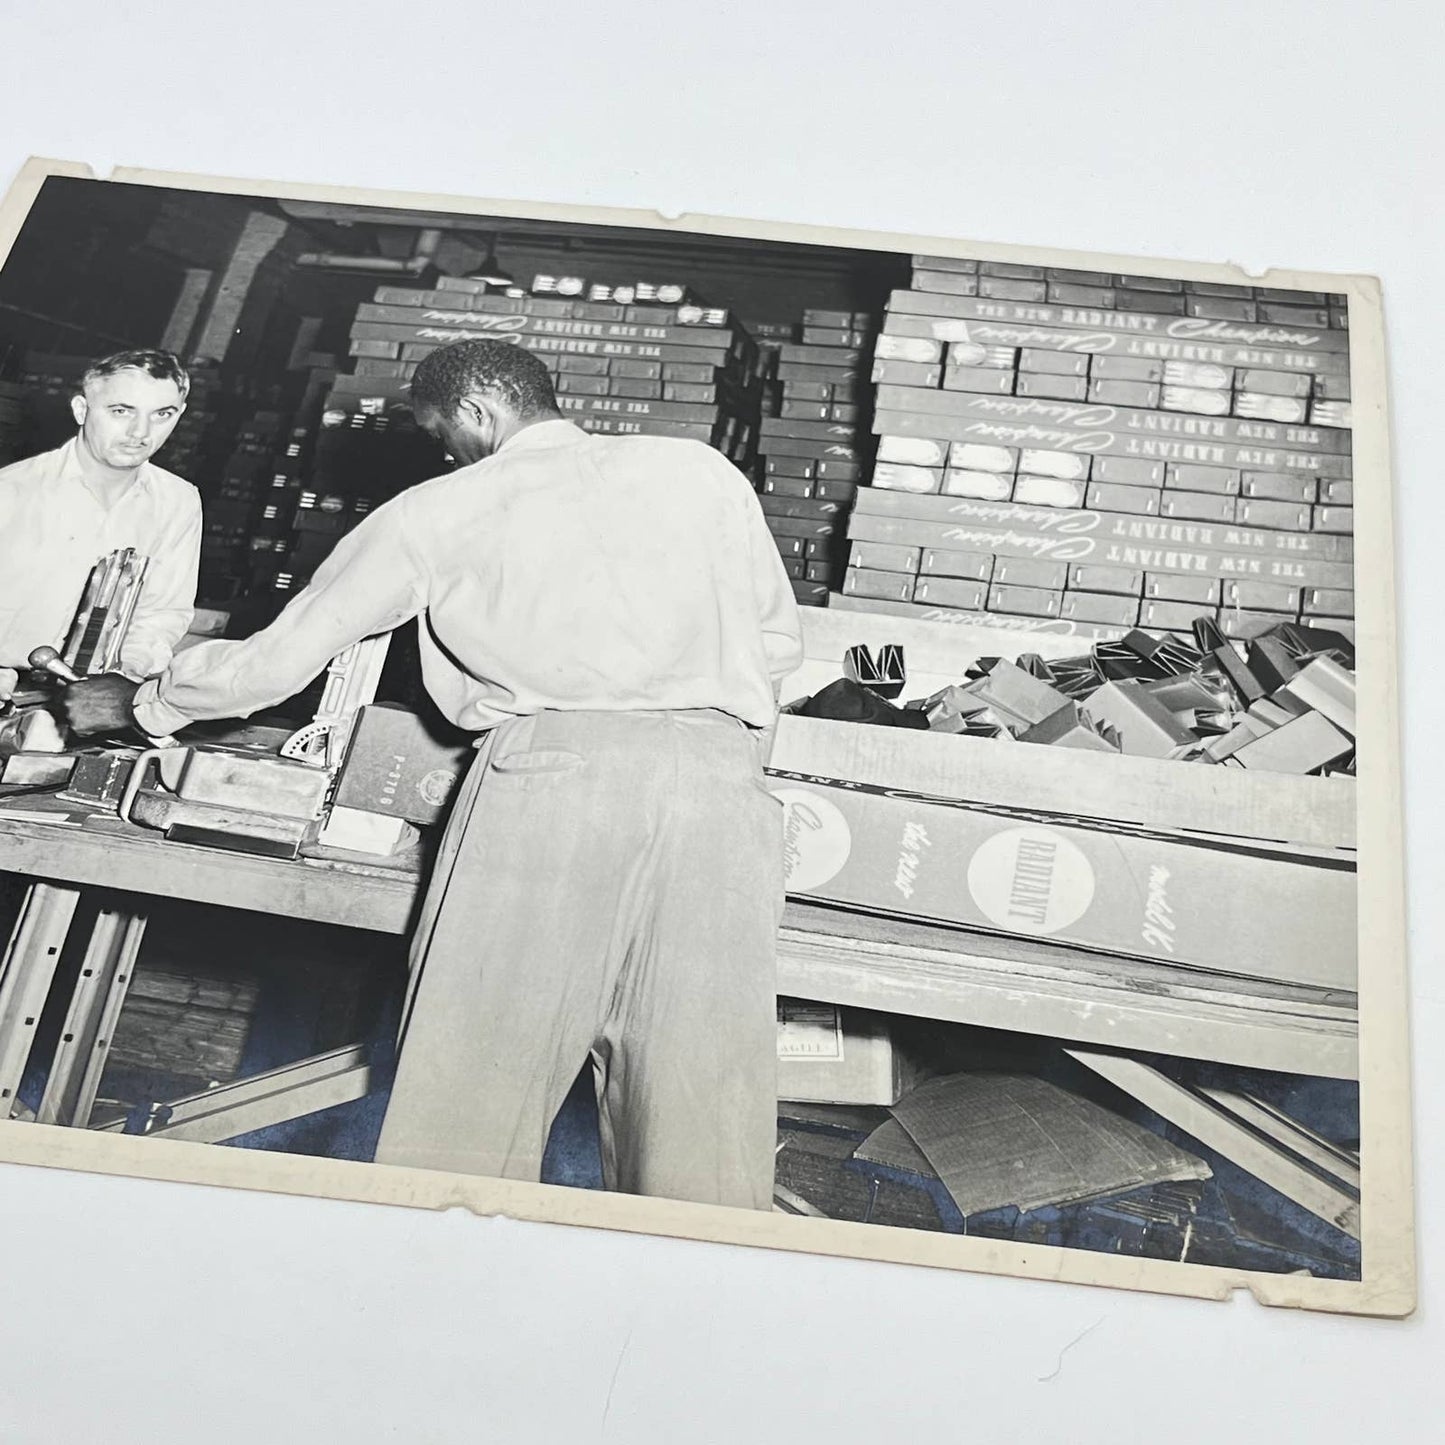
[0,882,80,1116]
[94,1044,371,1144]
[1197,1086,1363,1191]
[36,904,147,1127]
[1067,1048,1361,1240]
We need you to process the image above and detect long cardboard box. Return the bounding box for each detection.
[875,384,1350,455]
[877,314,1349,375]
[769,701,1355,849]
[761,418,860,443]
[884,291,1352,354]
[354,303,735,351]
[846,520,1355,588]
[355,327,734,368]
[851,490,1352,560]
[556,396,727,424]
[764,723,1355,989]
[871,407,1354,478]
[826,591,1129,640]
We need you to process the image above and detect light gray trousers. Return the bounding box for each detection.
[373,708,785,1211]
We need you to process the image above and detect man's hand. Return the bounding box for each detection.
[62,674,143,736]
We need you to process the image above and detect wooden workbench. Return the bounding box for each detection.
[0,795,1359,1081]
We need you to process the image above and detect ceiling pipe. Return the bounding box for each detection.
[293,226,443,275]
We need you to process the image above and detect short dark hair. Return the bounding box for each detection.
[409,338,558,420]
[81,349,191,399]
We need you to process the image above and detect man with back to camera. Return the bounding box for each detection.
[0,349,201,700]
[64,336,805,1211]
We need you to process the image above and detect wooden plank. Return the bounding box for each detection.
[779,919,1357,1080]
[1066,1050,1361,1236]
[0,811,1358,1077]
[769,712,1357,851]
[0,816,419,935]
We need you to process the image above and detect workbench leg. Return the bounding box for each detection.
[0,883,81,1119]
[36,903,148,1128]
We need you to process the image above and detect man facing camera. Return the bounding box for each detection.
[64,337,804,1213]
[0,349,201,699]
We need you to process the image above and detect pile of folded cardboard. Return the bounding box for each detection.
[788,619,1356,776]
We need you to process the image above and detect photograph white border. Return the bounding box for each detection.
[0,155,1414,1318]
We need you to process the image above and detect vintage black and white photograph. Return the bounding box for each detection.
[0,159,1411,1314]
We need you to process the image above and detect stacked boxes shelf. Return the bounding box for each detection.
[278,273,766,602]
[0,380,21,466]
[839,257,1354,643]
[753,308,877,607]
[329,274,760,453]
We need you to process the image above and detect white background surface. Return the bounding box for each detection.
[1,3,1439,1439]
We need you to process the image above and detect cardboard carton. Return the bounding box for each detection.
[1016,476,1086,508]
[1088,483,1161,516]
[775,1003,928,1107]
[765,723,1355,988]
[941,469,1014,500]
[1234,712,1354,774]
[843,568,914,603]
[1018,448,1091,480]
[1090,379,1161,408]
[1020,349,1092,376]
[1081,680,1197,757]
[334,704,474,825]
[919,547,996,581]
[912,575,988,610]
[849,542,921,574]
[1017,373,1089,402]
[1093,455,1166,487]
[1069,564,1144,595]
[874,462,943,494]
[1019,701,1120,751]
[1165,463,1241,495]
[1160,491,1238,523]
[988,583,1063,619]
[1061,592,1141,627]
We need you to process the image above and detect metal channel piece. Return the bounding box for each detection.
[95,1044,371,1144]
[0,883,81,1117]
[1197,1085,1363,1192]
[1067,1048,1361,1240]
[36,904,148,1128]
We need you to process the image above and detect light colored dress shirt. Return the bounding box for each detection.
[0,438,202,685]
[133,420,804,737]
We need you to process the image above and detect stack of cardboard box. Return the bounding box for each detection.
[326,274,761,461]
[0,380,23,466]
[199,410,291,603]
[841,258,1354,642]
[754,309,876,607]
[283,275,764,603]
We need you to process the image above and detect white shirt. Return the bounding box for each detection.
[134,420,804,737]
[0,438,202,684]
